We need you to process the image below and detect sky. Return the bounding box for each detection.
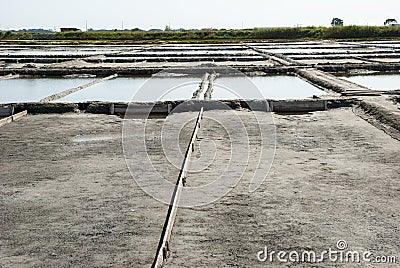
[1,0,400,30]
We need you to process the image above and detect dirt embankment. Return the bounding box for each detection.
[356,99,400,140]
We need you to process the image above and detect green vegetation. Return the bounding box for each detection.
[1,26,400,43]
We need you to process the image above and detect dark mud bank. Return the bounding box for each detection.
[0,99,354,116]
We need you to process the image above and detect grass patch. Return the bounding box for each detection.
[1,26,399,43]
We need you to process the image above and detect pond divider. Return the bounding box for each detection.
[244,44,299,66]
[192,73,209,100]
[39,74,118,103]
[204,74,216,100]
[0,74,19,80]
[152,107,204,268]
[0,110,28,127]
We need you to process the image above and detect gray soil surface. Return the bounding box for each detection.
[0,114,188,267]
[1,109,400,267]
[166,108,400,267]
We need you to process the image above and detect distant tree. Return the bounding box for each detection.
[15,28,53,33]
[165,25,172,31]
[384,19,398,26]
[331,18,344,26]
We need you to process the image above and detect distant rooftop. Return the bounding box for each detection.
[60,28,81,32]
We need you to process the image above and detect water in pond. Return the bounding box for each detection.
[341,75,400,91]
[0,75,327,104]
[213,76,327,100]
[0,77,95,104]
[135,50,256,56]
[0,50,114,56]
[0,46,139,56]
[259,48,388,54]
[57,77,202,102]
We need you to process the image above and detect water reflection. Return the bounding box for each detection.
[213,76,327,100]
[341,74,400,91]
[0,77,95,103]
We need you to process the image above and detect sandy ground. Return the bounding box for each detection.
[166,108,400,267]
[372,58,400,63]
[295,59,368,65]
[2,60,276,70]
[1,108,400,267]
[0,114,186,267]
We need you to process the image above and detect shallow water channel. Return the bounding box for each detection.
[0,75,329,104]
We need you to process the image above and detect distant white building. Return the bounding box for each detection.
[384,19,400,26]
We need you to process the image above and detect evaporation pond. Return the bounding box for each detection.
[213,76,327,100]
[0,77,95,103]
[57,76,202,102]
[341,75,400,91]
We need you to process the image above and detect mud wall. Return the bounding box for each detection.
[0,99,354,116]
[0,66,296,76]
